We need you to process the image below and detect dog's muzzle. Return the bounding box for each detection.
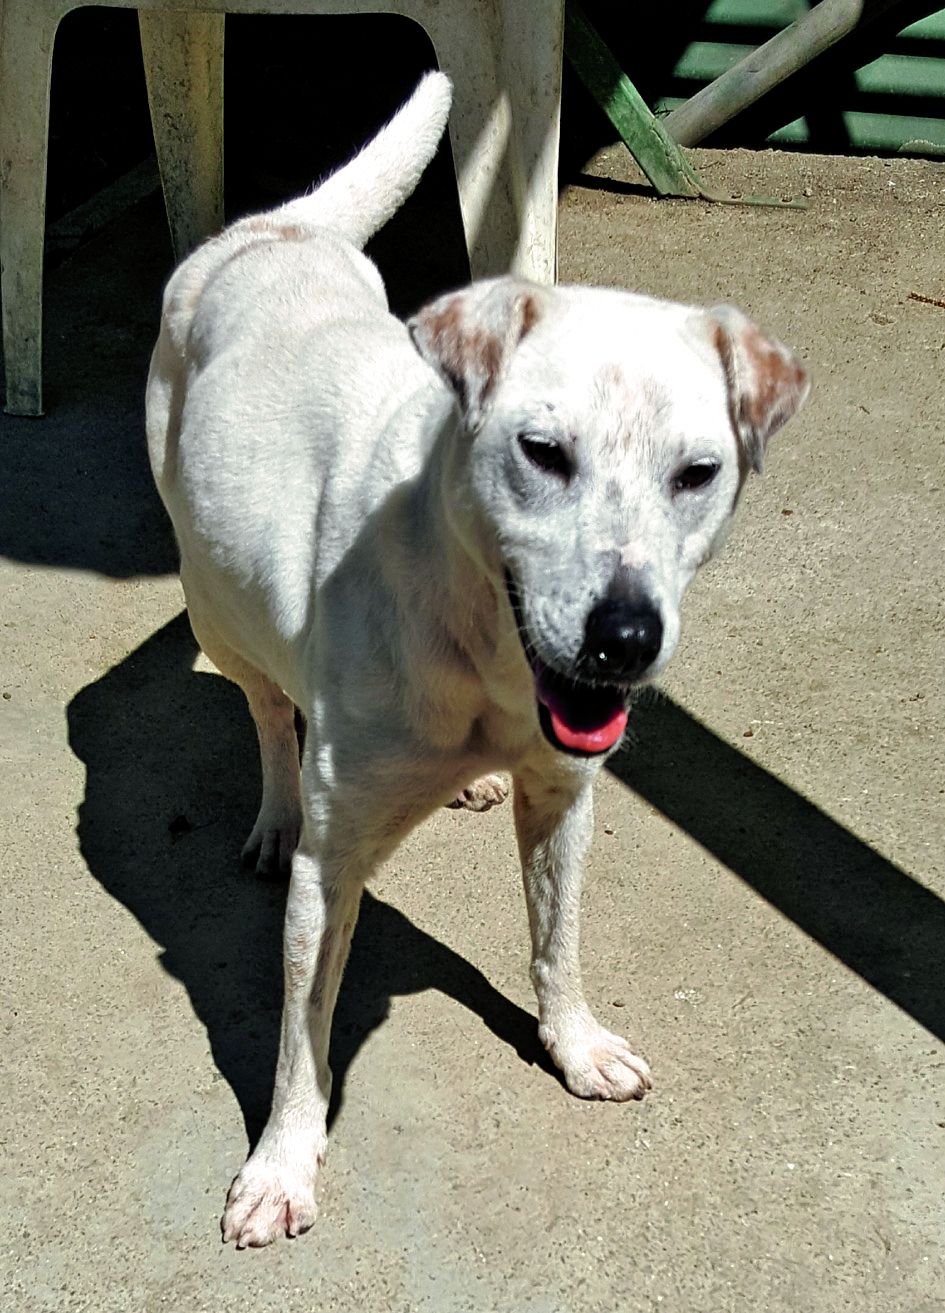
[505,571,653,757]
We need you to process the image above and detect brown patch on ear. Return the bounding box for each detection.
[416,295,503,415]
[409,283,545,428]
[417,296,467,399]
[712,309,809,474]
[721,322,808,437]
[520,292,540,339]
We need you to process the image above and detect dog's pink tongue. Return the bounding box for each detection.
[547,704,628,754]
[535,667,629,754]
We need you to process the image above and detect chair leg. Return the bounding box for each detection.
[138,9,225,263]
[496,0,563,283]
[425,0,562,283]
[0,1,63,416]
[423,4,510,280]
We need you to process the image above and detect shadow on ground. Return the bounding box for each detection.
[609,695,945,1043]
[66,613,553,1146]
[0,191,177,577]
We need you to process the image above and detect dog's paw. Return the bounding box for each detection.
[241,812,300,880]
[222,1156,319,1248]
[447,773,510,813]
[542,1019,652,1102]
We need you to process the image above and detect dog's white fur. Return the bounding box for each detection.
[146,73,809,1248]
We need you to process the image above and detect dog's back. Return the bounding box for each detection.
[147,75,454,609]
[145,75,454,688]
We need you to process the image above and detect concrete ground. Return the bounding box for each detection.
[2,141,944,1312]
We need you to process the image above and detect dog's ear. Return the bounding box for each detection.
[710,305,810,474]
[408,279,546,430]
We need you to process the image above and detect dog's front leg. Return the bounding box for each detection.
[222,829,363,1248]
[514,769,652,1102]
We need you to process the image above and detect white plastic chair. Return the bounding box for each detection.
[0,0,564,415]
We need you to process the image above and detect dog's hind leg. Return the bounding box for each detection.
[514,767,652,1102]
[186,605,302,879]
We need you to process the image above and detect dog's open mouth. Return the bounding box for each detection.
[533,665,629,756]
[505,572,629,757]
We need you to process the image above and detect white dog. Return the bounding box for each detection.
[146,73,809,1248]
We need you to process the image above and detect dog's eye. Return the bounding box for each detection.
[518,434,572,479]
[672,460,720,495]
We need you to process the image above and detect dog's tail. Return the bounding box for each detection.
[261,71,452,249]
[156,74,451,362]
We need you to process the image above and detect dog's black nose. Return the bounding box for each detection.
[581,599,663,682]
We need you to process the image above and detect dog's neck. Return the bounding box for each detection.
[409,412,504,654]
[383,412,536,750]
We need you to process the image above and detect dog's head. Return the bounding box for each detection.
[409,278,809,758]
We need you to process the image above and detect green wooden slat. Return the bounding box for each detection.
[705,0,945,32]
[772,108,945,150]
[855,52,945,95]
[886,10,945,39]
[655,98,945,152]
[674,41,757,81]
[706,0,808,20]
[768,114,811,144]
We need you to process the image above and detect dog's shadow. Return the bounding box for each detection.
[67,611,553,1144]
